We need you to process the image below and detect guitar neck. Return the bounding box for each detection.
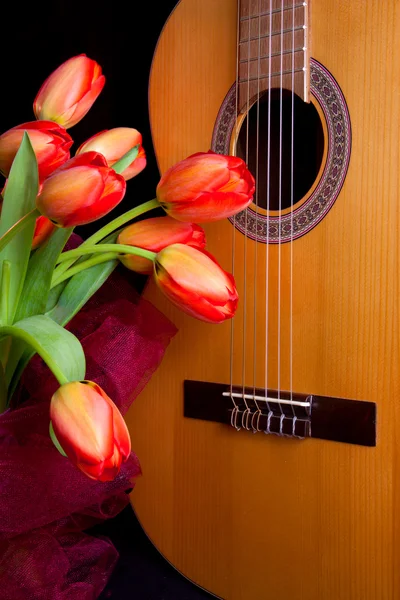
[238,0,311,109]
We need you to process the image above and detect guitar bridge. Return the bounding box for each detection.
[183,381,376,447]
[227,391,311,439]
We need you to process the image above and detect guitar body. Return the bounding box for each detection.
[125,1,400,599]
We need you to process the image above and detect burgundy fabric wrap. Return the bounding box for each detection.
[0,241,177,599]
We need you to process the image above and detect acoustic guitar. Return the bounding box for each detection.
[125,1,400,598]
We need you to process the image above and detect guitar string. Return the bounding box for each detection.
[265,0,273,425]
[240,0,252,428]
[289,0,296,414]
[252,0,263,428]
[277,0,285,417]
[229,0,241,427]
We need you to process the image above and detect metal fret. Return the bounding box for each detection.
[239,47,304,63]
[238,0,311,105]
[240,3,306,21]
[239,67,304,83]
[240,25,305,43]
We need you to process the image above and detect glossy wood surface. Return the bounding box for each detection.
[125,1,400,598]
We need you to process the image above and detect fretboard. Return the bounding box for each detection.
[238,0,311,110]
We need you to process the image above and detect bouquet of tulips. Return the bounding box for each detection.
[0,54,255,484]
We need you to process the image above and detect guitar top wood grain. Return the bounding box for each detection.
[125,1,400,598]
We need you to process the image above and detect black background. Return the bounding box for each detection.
[2,1,214,598]
[1,0,179,239]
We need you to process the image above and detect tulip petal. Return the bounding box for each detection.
[76,128,146,181]
[165,190,253,222]
[31,216,55,249]
[0,124,72,180]
[60,168,126,226]
[50,382,115,465]
[33,55,106,129]
[56,151,108,171]
[57,75,106,129]
[154,244,238,323]
[155,150,255,223]
[111,406,131,459]
[157,156,231,204]
[36,166,105,226]
[89,381,131,459]
[118,217,206,252]
[78,445,122,482]
[155,272,236,323]
[156,244,234,302]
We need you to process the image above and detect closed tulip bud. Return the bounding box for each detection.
[33,54,105,129]
[117,216,206,274]
[76,128,146,181]
[32,215,55,249]
[0,121,72,180]
[36,151,126,227]
[156,150,255,222]
[50,380,131,482]
[154,243,238,323]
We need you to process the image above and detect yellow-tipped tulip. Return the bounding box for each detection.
[117,216,206,274]
[50,380,131,482]
[36,152,126,227]
[33,54,105,129]
[0,121,72,181]
[76,128,146,180]
[156,150,255,222]
[154,243,238,323]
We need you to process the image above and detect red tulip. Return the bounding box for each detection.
[32,215,56,249]
[50,380,131,482]
[33,54,105,129]
[154,243,238,323]
[117,216,206,274]
[36,151,126,227]
[0,121,72,180]
[156,150,255,222]
[76,128,146,180]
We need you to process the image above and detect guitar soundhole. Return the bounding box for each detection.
[211,59,352,242]
[236,89,325,212]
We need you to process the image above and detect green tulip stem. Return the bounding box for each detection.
[0,261,11,326]
[56,243,156,264]
[82,198,160,246]
[51,252,121,289]
[0,208,40,252]
[52,198,160,282]
[112,144,139,175]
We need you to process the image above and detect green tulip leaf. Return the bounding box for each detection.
[14,227,73,322]
[0,314,86,385]
[0,133,39,324]
[0,361,7,413]
[45,280,68,314]
[6,346,36,404]
[47,233,119,327]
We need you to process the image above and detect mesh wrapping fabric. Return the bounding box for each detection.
[0,239,178,599]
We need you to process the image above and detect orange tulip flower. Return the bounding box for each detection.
[36,151,126,227]
[156,150,255,222]
[0,121,72,180]
[154,243,238,323]
[50,380,131,482]
[117,216,206,274]
[33,54,105,129]
[76,128,146,181]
